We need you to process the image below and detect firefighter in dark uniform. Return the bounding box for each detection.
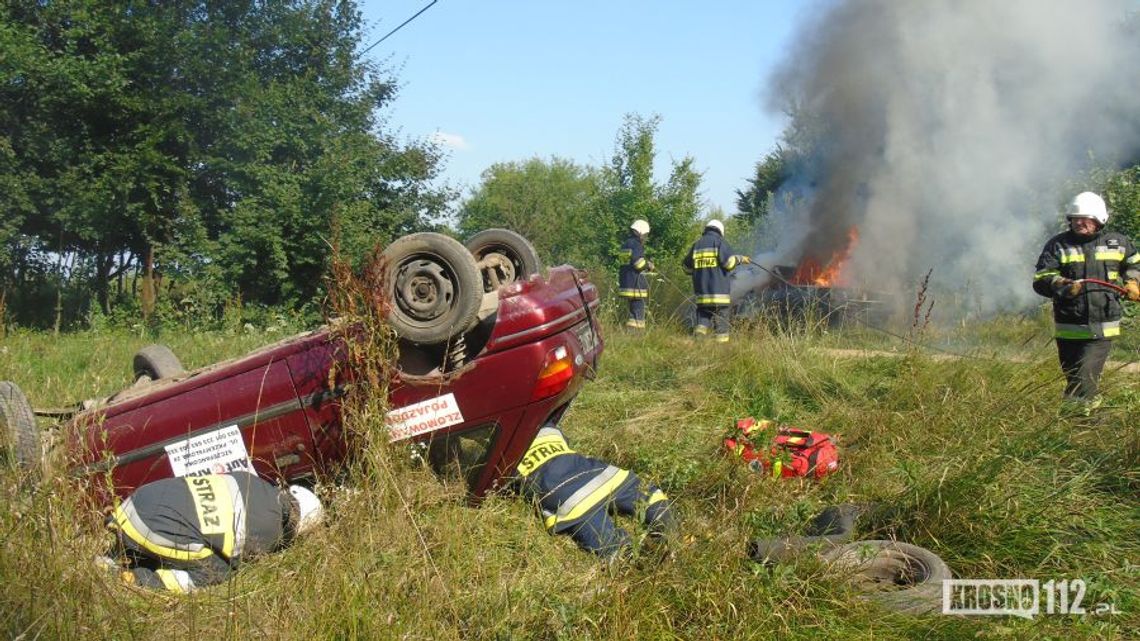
[101,471,323,592]
[1033,191,1140,411]
[682,219,750,342]
[618,219,653,329]
[516,424,675,558]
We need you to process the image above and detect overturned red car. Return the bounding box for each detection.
[0,229,603,504]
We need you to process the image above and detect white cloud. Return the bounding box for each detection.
[428,131,469,151]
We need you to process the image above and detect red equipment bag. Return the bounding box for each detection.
[724,417,839,479]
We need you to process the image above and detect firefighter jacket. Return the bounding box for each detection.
[1033,229,1140,339]
[683,227,742,306]
[516,427,668,535]
[107,471,296,592]
[617,232,650,299]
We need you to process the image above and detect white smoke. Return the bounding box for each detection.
[761,0,1140,318]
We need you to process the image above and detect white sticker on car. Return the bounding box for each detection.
[165,425,254,477]
[385,393,465,441]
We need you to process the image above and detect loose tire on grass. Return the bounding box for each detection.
[382,232,483,345]
[464,228,542,292]
[822,540,952,614]
[1,381,41,478]
[133,344,184,382]
[747,503,864,564]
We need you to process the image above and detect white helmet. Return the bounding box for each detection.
[630,219,650,236]
[289,485,323,535]
[1067,191,1108,226]
[705,219,725,235]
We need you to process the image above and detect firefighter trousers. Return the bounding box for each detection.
[564,474,673,558]
[626,298,646,328]
[110,529,232,592]
[694,305,730,341]
[1056,338,1112,401]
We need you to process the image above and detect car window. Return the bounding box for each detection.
[424,423,498,492]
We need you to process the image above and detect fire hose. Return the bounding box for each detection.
[1075,278,1131,297]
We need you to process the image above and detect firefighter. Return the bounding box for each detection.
[682,219,750,342]
[618,219,654,329]
[516,423,675,558]
[1033,191,1140,411]
[101,471,323,592]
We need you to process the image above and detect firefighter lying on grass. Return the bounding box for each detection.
[515,423,675,558]
[99,471,323,592]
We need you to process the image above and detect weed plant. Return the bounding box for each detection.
[0,302,1137,638]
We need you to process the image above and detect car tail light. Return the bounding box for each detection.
[531,345,574,401]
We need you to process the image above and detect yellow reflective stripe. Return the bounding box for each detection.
[632,257,647,270]
[1108,271,1118,281]
[647,490,668,506]
[695,295,731,305]
[187,476,236,558]
[1056,328,1094,339]
[625,319,646,328]
[617,288,649,298]
[1059,252,1085,264]
[692,249,718,259]
[111,504,214,562]
[724,256,738,270]
[543,469,630,530]
[693,325,709,335]
[155,569,187,593]
[1055,321,1120,339]
[714,334,730,343]
[1095,251,1125,261]
[1034,269,1060,281]
[1127,253,1140,264]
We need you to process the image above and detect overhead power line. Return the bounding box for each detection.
[360,0,439,55]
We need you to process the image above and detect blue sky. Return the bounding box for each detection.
[360,1,807,215]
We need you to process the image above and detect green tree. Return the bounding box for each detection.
[736,148,788,227]
[457,157,603,268]
[0,0,448,327]
[600,113,703,268]
[1102,165,1140,241]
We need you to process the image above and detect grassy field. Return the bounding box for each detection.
[1,307,1138,640]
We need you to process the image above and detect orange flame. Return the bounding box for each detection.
[790,227,859,287]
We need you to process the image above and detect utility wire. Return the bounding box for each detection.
[360,0,439,55]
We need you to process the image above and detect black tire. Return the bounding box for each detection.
[747,534,844,565]
[822,540,952,614]
[382,232,484,344]
[464,228,542,292]
[133,344,184,381]
[748,503,865,565]
[0,381,41,476]
[804,503,866,539]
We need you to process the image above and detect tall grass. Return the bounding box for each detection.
[1,308,1137,639]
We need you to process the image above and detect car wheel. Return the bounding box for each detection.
[133,344,184,383]
[0,381,42,478]
[464,228,542,292]
[382,232,483,344]
[822,540,952,614]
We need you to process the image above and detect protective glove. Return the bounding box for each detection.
[1053,277,1082,299]
[645,259,655,272]
[739,255,752,265]
[1126,280,1140,302]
